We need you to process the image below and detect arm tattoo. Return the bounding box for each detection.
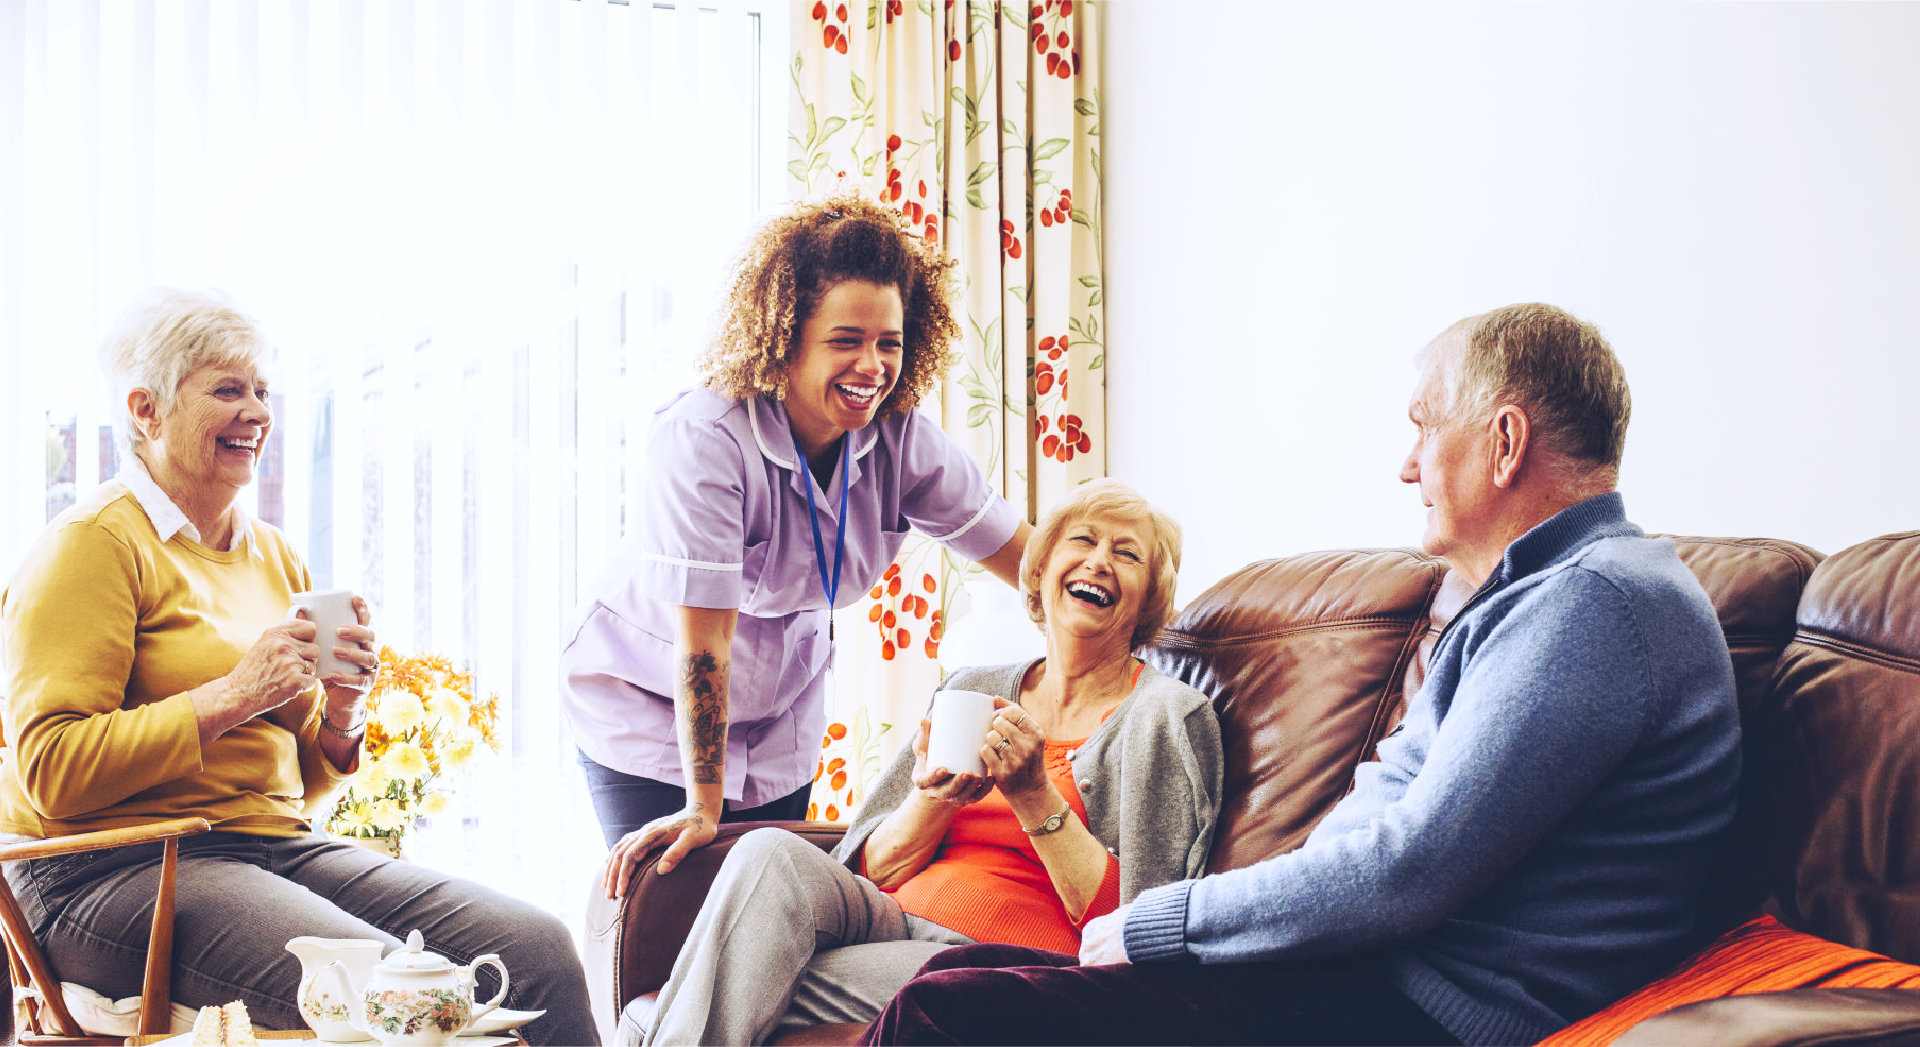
[682,650,727,786]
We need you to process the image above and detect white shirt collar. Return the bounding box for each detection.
[119,453,256,553]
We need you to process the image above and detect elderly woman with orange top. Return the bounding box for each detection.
[0,290,597,1044]
[637,480,1222,1046]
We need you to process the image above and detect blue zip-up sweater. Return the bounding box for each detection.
[1124,493,1741,1046]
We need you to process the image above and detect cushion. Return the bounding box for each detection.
[58,981,199,1036]
[1538,915,1920,1046]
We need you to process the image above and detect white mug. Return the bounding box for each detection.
[925,689,999,777]
[289,589,359,680]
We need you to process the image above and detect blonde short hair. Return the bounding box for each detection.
[1020,480,1184,651]
[101,289,267,459]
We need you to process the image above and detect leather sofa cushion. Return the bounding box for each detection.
[1146,548,1446,874]
[1762,532,1920,963]
[1145,537,1821,881]
[1539,914,1920,1047]
[1663,537,1823,719]
[1662,537,1824,938]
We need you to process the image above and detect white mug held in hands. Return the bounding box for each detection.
[925,689,1000,777]
[289,589,358,680]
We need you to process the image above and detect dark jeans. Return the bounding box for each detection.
[576,748,813,847]
[861,943,1462,1046]
[3,830,599,1046]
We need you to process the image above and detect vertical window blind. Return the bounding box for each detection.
[0,0,790,926]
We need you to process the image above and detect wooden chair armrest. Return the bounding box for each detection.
[0,817,212,863]
[0,817,210,1037]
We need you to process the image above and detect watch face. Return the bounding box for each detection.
[1025,807,1070,835]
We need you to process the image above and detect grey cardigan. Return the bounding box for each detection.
[829,659,1223,904]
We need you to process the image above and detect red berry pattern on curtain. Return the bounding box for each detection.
[791,0,1106,824]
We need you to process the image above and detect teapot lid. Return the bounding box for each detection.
[378,930,454,972]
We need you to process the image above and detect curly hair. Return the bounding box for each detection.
[699,192,960,416]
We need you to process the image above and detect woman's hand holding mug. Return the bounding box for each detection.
[981,696,1048,797]
[911,717,995,808]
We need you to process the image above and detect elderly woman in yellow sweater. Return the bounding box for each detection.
[0,290,596,1045]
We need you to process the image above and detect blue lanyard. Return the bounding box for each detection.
[792,428,850,638]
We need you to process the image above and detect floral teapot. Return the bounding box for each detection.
[315,929,510,1046]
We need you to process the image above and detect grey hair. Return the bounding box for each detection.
[1428,303,1631,472]
[100,289,267,460]
[1019,479,1184,651]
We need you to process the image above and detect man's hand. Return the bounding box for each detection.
[1078,902,1134,966]
[603,805,718,897]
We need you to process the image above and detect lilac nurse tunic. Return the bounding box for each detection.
[560,388,1021,807]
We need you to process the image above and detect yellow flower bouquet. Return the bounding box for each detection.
[325,646,502,849]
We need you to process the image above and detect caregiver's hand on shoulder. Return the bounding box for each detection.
[603,805,718,897]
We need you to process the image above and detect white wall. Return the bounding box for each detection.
[1104,1,1920,599]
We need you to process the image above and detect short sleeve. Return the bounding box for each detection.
[897,411,1020,563]
[630,414,751,610]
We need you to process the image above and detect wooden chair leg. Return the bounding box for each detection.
[3,946,13,1046]
[0,875,84,1037]
[137,836,179,1036]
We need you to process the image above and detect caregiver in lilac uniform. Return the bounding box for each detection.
[569,194,1032,888]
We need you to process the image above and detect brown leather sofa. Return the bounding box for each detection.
[584,531,1920,1046]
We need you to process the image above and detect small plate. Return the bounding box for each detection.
[469,1007,546,1036]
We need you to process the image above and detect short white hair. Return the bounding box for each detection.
[101,289,267,459]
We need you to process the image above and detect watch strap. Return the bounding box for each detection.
[320,708,367,739]
[1020,803,1072,836]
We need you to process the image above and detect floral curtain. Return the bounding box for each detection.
[792,0,1107,821]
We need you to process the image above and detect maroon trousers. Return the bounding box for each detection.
[861,944,1461,1046]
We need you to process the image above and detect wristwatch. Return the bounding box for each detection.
[319,708,367,739]
[1020,803,1072,836]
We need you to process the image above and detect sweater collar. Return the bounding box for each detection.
[1495,491,1640,583]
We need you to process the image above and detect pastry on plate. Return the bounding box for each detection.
[191,1000,259,1046]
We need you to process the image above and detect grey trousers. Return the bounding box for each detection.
[645,827,973,1047]
[4,830,600,1046]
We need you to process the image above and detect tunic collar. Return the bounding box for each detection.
[745,395,882,507]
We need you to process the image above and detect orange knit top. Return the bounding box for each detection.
[878,671,1139,954]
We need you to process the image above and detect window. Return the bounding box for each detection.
[1,0,791,927]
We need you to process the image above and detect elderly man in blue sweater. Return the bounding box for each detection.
[862,303,1741,1046]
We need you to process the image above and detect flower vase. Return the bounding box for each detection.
[341,832,406,860]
